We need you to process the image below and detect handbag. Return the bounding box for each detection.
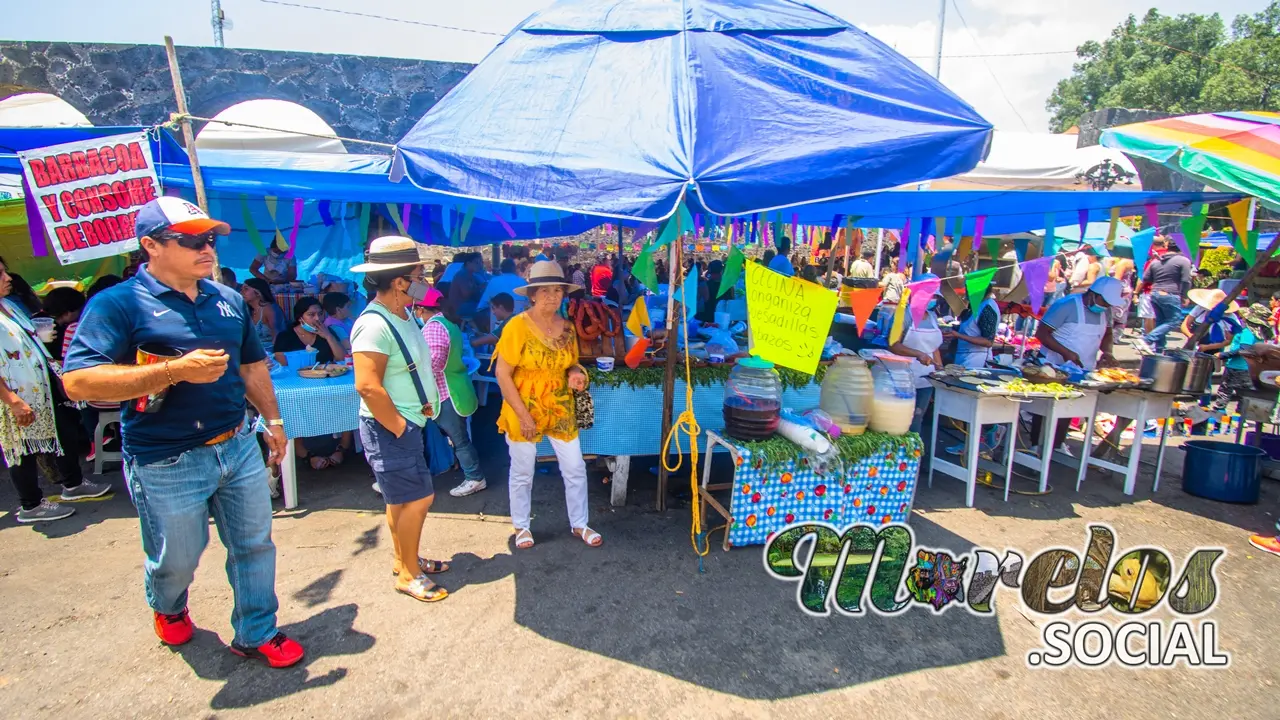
[573,389,595,430]
[363,307,432,417]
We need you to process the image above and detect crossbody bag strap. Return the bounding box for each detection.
[362,306,430,408]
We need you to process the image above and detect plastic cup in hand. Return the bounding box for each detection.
[32,318,55,343]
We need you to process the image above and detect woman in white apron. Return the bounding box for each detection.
[889,293,943,438]
[1032,277,1121,454]
[950,293,1000,369]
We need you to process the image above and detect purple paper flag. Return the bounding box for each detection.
[829,213,844,246]
[21,176,48,257]
[791,213,798,242]
[1171,232,1191,261]
[318,200,334,227]
[1078,209,1088,245]
[492,211,518,239]
[422,205,433,244]
[401,202,412,233]
[972,215,986,251]
[1020,257,1053,315]
[906,277,941,324]
[918,217,933,256]
[286,198,304,259]
[1145,203,1159,230]
[899,218,912,272]
[633,221,658,240]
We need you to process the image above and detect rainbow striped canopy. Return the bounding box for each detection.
[1101,111,1280,210]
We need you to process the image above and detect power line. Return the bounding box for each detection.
[904,50,1077,59]
[948,0,1033,132]
[257,0,505,36]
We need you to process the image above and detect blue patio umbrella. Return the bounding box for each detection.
[392,0,993,222]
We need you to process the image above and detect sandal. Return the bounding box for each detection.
[308,454,333,471]
[514,528,535,550]
[396,574,448,603]
[327,448,346,468]
[391,557,451,576]
[572,526,603,547]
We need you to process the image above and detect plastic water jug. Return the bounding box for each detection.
[723,357,782,441]
[819,354,873,436]
[862,350,917,435]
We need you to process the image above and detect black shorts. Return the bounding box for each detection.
[359,417,433,505]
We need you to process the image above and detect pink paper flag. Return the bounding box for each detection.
[1020,257,1053,315]
[971,215,986,251]
[286,198,304,259]
[906,277,941,324]
[491,211,517,239]
[1078,209,1088,245]
[21,176,48,257]
[1144,203,1159,230]
[899,218,912,272]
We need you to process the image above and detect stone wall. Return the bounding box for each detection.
[0,41,474,146]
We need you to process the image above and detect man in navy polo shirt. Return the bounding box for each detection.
[63,197,303,668]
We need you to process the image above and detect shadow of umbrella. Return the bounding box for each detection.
[171,603,375,710]
[507,513,1005,700]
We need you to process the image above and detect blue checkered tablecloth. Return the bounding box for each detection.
[272,371,362,440]
[535,381,821,457]
[725,435,922,547]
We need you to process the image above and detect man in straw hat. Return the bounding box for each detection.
[349,236,451,603]
[63,197,302,667]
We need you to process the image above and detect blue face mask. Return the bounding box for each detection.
[1086,301,1106,314]
[927,299,938,311]
[301,322,319,333]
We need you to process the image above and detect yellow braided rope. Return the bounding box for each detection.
[661,267,708,558]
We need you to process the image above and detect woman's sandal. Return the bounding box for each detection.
[572,526,603,547]
[308,454,333,471]
[328,448,346,468]
[391,558,450,576]
[396,574,448,603]
[514,528,535,550]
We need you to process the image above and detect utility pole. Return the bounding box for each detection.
[933,0,946,79]
[211,0,225,48]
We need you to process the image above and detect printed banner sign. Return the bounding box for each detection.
[19,132,157,266]
[745,261,836,375]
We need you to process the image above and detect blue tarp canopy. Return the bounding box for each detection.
[0,129,1246,245]
[392,0,994,221]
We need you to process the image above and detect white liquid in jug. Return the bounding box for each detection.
[869,394,916,435]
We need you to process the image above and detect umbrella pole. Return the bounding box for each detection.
[164,35,220,285]
[657,237,680,511]
[1184,223,1280,349]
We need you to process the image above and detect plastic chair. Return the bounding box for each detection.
[93,409,123,475]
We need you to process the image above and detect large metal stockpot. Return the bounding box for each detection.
[1139,353,1189,394]
[1180,351,1218,395]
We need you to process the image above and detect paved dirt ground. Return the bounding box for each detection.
[2,358,1279,718]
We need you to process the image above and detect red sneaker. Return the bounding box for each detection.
[230,632,305,668]
[154,609,194,646]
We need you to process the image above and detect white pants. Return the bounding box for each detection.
[506,436,589,531]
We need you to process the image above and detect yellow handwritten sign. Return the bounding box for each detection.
[745,261,837,375]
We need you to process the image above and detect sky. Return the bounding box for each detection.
[3,0,1267,131]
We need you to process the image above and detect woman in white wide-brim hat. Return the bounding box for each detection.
[349,236,451,603]
[495,260,602,550]
[1182,288,1240,355]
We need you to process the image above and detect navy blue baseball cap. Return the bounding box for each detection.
[135,197,230,239]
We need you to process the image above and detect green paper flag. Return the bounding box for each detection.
[1107,207,1120,245]
[1180,207,1207,261]
[633,244,659,292]
[1230,229,1258,266]
[719,245,746,297]
[655,200,694,248]
[964,267,998,316]
[985,236,1001,262]
[357,202,371,245]
[458,204,476,245]
[239,195,266,256]
[532,208,541,237]
[950,216,963,243]
[934,216,947,245]
[386,203,407,235]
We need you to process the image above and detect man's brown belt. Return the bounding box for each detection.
[205,423,243,446]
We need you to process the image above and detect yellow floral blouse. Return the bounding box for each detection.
[495,312,581,443]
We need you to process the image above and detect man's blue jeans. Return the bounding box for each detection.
[124,423,280,648]
[432,398,484,482]
[1143,292,1184,351]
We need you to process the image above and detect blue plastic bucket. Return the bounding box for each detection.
[1181,441,1265,504]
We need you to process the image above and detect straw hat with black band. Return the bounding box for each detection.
[350,236,429,274]
[514,260,583,296]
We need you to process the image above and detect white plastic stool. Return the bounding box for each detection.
[93,410,123,475]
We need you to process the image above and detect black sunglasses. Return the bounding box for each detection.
[157,231,218,251]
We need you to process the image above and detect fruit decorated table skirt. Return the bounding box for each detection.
[700,430,923,548]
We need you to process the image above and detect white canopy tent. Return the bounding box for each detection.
[195,99,347,154]
[913,131,1141,191]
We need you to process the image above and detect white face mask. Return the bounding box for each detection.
[405,279,429,302]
